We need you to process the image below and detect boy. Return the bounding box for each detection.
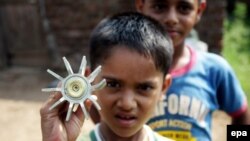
[40,12,174,141]
[135,0,250,141]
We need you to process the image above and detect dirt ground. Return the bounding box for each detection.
[0,67,231,141]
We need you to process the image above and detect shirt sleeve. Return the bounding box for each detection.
[214,55,248,118]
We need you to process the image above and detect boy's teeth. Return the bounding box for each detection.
[120,115,133,119]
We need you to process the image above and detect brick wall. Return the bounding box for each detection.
[0,0,225,69]
[45,0,225,61]
[41,0,135,69]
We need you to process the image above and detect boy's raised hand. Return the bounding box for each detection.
[40,91,92,141]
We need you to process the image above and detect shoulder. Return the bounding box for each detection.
[187,46,231,71]
[198,51,229,66]
[195,51,233,73]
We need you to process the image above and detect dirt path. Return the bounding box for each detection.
[0,67,231,141]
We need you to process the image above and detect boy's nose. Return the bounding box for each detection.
[163,8,178,26]
[117,90,136,111]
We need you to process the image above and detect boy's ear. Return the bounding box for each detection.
[196,2,206,23]
[160,74,172,100]
[135,0,144,12]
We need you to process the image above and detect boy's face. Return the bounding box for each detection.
[94,46,171,137]
[136,0,205,48]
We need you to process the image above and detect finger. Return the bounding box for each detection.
[74,95,98,120]
[48,92,62,104]
[85,66,91,77]
[74,104,85,121]
[40,92,61,114]
[85,99,92,111]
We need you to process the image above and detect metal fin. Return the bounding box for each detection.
[79,56,87,75]
[47,69,63,81]
[80,102,89,119]
[41,87,61,92]
[89,96,101,111]
[91,79,106,91]
[66,103,74,121]
[87,65,101,83]
[49,97,65,110]
[63,57,73,75]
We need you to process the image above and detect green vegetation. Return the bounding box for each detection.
[223,2,250,101]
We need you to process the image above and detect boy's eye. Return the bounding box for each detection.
[177,3,193,14]
[151,3,167,13]
[137,84,154,92]
[106,80,121,88]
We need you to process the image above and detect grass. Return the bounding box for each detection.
[222,2,250,102]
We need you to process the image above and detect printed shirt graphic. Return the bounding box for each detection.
[147,47,247,141]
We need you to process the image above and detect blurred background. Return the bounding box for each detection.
[0,0,249,141]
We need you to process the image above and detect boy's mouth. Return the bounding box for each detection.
[166,30,179,37]
[115,114,137,127]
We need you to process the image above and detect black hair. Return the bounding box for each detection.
[142,0,203,4]
[89,12,173,76]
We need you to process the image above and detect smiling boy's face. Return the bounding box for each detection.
[136,0,205,49]
[94,45,171,138]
